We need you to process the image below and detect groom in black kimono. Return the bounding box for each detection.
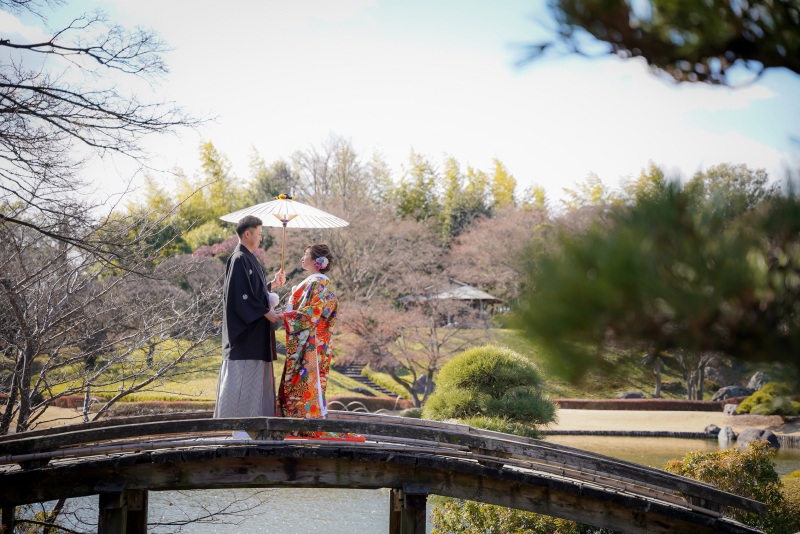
[213,215,285,437]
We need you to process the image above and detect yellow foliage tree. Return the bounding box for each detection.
[491,158,517,209]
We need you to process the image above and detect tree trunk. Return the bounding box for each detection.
[0,389,16,436]
[15,344,36,432]
[389,369,421,408]
[0,344,34,435]
[421,369,436,404]
[653,358,663,398]
[146,342,156,367]
[697,365,705,400]
[685,368,701,400]
[82,387,93,423]
[0,356,22,435]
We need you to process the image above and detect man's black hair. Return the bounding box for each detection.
[236,215,262,237]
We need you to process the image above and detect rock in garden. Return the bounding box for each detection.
[711,385,753,402]
[746,371,770,391]
[615,391,645,399]
[736,428,780,449]
[723,403,739,415]
[704,424,721,436]
[718,426,736,445]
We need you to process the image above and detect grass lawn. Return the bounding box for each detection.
[48,356,384,403]
[36,327,744,406]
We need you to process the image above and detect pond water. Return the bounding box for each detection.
[39,436,800,533]
[547,434,800,476]
[52,488,409,534]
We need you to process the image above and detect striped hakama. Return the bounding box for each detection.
[213,359,275,418]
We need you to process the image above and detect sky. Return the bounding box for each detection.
[8,0,800,204]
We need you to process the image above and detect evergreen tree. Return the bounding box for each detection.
[175,142,245,250]
[395,150,441,222]
[491,158,517,209]
[533,0,800,85]
[516,172,800,386]
[248,149,299,204]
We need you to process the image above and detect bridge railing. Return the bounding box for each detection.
[0,409,766,521]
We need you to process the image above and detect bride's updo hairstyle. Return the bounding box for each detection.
[308,243,334,274]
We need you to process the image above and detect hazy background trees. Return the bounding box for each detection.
[515,164,800,397]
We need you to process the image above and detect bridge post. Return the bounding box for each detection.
[388,486,427,534]
[1,504,15,533]
[125,490,148,534]
[98,489,148,534]
[98,491,127,534]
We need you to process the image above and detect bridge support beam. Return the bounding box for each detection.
[389,487,427,534]
[98,490,148,534]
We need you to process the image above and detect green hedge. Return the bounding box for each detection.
[736,382,800,416]
[361,365,412,399]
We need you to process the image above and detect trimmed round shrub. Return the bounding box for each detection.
[423,388,493,421]
[434,345,544,397]
[422,345,557,436]
[486,387,557,425]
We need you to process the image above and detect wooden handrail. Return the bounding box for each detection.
[0,412,766,516]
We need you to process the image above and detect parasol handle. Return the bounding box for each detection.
[280,222,287,273]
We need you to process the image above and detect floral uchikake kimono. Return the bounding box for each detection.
[277,274,364,441]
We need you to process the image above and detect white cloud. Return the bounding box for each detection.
[0,10,48,40]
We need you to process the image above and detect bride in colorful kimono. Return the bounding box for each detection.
[277,244,363,441]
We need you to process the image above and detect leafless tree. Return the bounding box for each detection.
[669,350,720,401]
[1,0,199,252]
[339,264,489,407]
[0,1,214,435]
[326,201,443,302]
[446,206,549,303]
[0,207,225,433]
[290,135,393,210]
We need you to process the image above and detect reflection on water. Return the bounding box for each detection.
[63,488,426,534]
[545,435,800,476]
[148,488,397,534]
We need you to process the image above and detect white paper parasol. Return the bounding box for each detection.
[220,195,349,271]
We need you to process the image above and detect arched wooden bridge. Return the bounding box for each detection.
[0,411,767,534]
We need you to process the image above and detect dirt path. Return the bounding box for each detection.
[550,409,799,435]
[7,406,85,432]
